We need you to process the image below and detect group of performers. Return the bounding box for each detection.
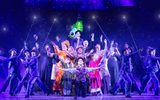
[0,31,160,98]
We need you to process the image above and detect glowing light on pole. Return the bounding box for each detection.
[40,16,58,53]
[2,27,7,32]
[53,17,58,23]
[121,14,139,54]
[92,14,108,40]
[122,14,127,21]
[87,25,91,30]
[92,15,96,20]
[158,13,160,19]
[25,14,38,44]
[33,15,37,20]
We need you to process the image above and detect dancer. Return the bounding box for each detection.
[140,48,160,96]
[59,57,100,99]
[110,49,141,98]
[88,42,104,95]
[0,49,23,96]
[73,31,83,49]
[51,40,70,95]
[44,44,59,93]
[60,56,74,96]
[25,49,49,98]
[108,41,121,89]
[99,39,111,94]
[14,49,31,95]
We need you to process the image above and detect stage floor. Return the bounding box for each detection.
[0,92,160,100]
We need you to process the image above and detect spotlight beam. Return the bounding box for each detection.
[93,18,109,42]
[40,17,57,53]
[123,19,140,55]
[25,15,38,44]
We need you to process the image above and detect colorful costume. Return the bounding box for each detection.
[88,55,102,93]
[52,46,67,94]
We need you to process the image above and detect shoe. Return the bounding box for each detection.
[74,96,77,100]
[138,90,142,96]
[30,92,34,96]
[46,92,50,96]
[154,93,159,96]
[25,95,29,98]
[10,93,15,96]
[0,91,2,94]
[126,95,131,98]
[110,91,116,96]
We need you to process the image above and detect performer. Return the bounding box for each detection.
[0,49,23,96]
[14,49,31,95]
[140,48,160,96]
[59,57,100,99]
[73,31,83,49]
[60,56,74,96]
[51,40,70,95]
[44,44,59,93]
[82,33,95,53]
[25,49,49,98]
[99,39,111,94]
[110,49,141,98]
[108,41,121,89]
[88,44,103,95]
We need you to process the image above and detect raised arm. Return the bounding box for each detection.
[17,48,24,58]
[51,41,60,54]
[20,58,26,64]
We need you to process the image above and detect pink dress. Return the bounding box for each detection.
[88,56,102,93]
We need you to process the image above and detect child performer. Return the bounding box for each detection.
[59,57,100,99]
[60,56,74,96]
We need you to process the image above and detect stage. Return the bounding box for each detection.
[0,92,160,100]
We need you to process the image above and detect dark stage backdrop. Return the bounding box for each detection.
[0,0,160,88]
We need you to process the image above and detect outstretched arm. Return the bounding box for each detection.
[58,68,77,73]
[152,56,160,60]
[0,56,7,61]
[85,67,100,72]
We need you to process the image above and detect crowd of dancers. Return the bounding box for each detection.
[0,31,160,98]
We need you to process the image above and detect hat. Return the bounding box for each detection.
[31,49,38,54]
[76,45,84,51]
[9,48,17,54]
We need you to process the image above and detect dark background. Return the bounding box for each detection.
[0,0,160,86]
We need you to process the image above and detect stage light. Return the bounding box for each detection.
[92,15,96,20]
[87,25,91,29]
[158,13,160,19]
[122,15,127,20]
[53,17,58,23]
[2,27,7,32]
[33,15,37,20]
